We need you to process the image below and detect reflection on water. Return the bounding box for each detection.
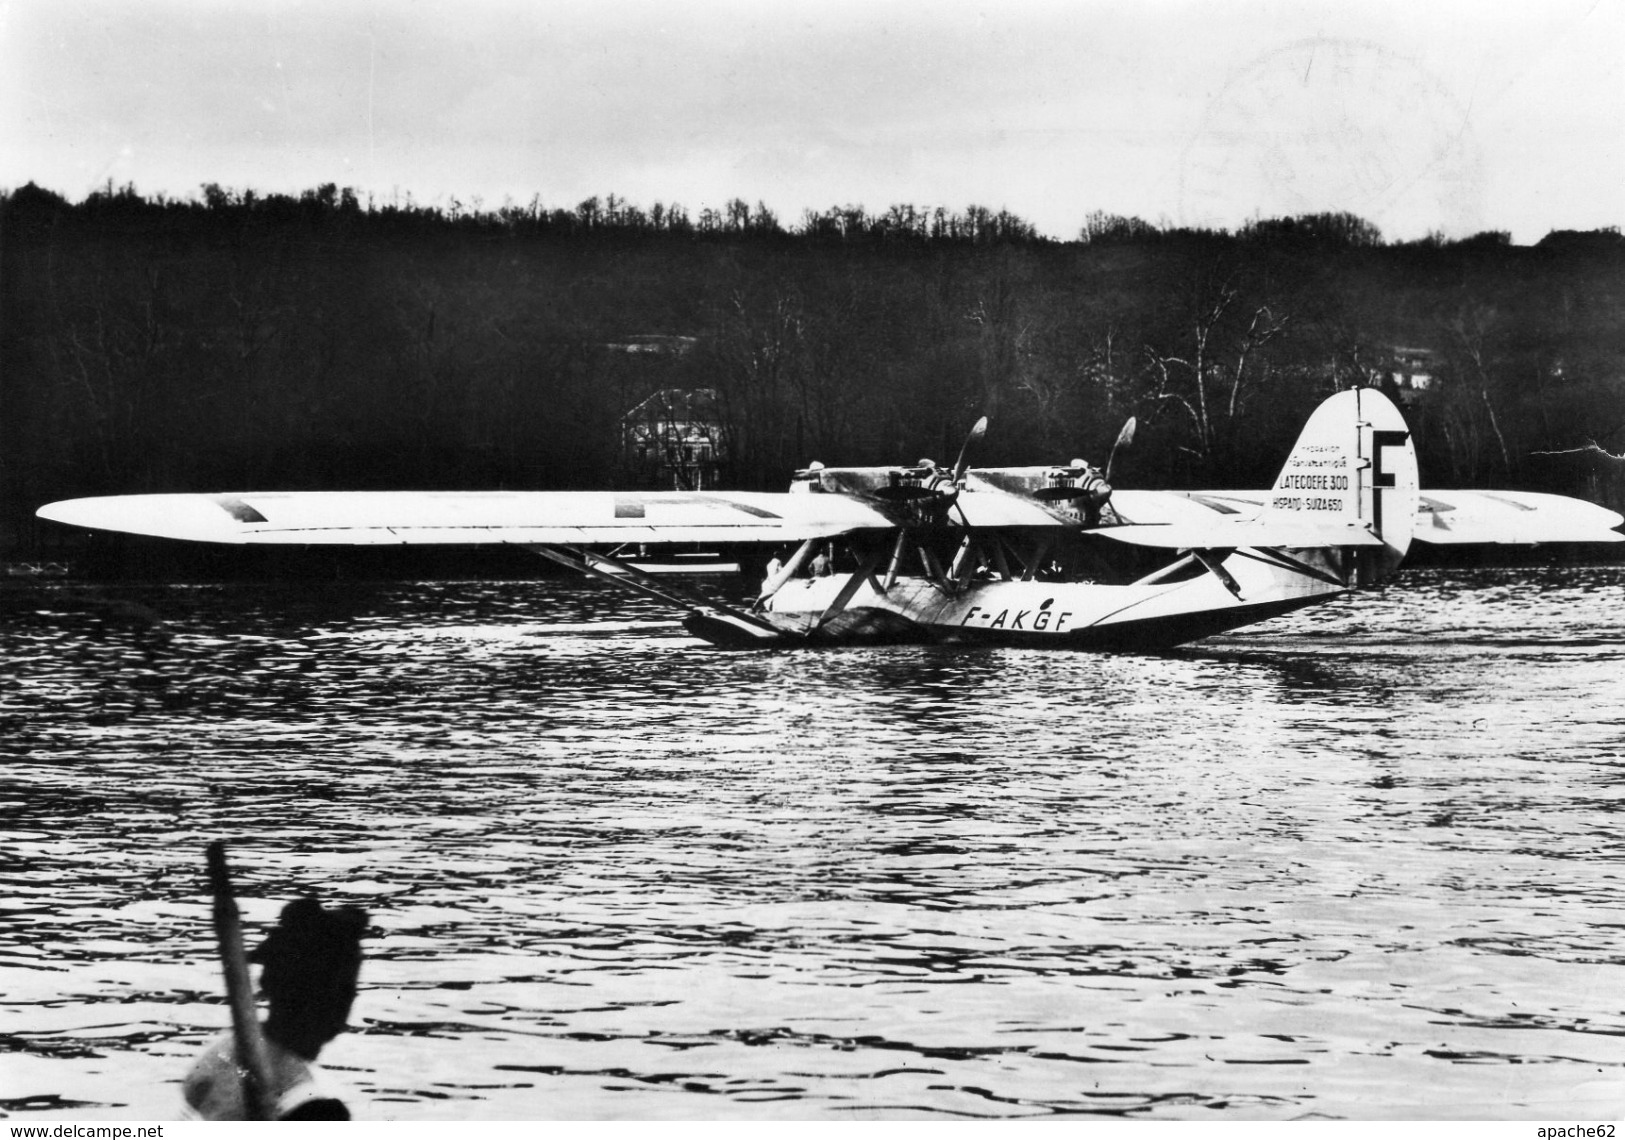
[2,567,1624,1120]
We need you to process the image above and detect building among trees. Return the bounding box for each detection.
[620,389,726,490]
[1383,346,1439,404]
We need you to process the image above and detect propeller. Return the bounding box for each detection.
[1030,416,1136,502]
[1105,416,1136,482]
[868,415,988,591]
[871,415,988,505]
[950,416,989,486]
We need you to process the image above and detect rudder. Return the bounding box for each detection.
[1261,387,1418,582]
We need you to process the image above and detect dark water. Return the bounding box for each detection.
[2,567,1624,1121]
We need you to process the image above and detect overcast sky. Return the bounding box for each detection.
[3,0,1620,243]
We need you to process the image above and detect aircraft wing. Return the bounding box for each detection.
[34,482,1246,546]
[1110,490,1267,525]
[1412,490,1625,544]
[955,484,1084,527]
[38,485,1622,549]
[1097,518,1383,550]
[34,490,900,546]
[1150,489,1624,544]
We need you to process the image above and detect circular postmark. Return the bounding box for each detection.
[1178,36,1485,239]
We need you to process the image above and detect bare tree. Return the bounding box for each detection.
[1143,267,1287,472]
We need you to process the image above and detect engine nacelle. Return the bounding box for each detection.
[790,461,954,502]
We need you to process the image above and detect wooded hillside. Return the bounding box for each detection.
[4,182,1623,554]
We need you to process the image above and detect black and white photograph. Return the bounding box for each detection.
[2,0,1623,1126]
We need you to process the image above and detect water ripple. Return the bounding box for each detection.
[3,569,1624,1119]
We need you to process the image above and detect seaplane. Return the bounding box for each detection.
[35,389,1624,651]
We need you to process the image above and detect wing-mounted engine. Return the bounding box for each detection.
[794,462,920,493]
[789,462,960,529]
[965,418,1130,527]
[1030,460,1112,506]
[971,462,1114,526]
[872,460,956,503]
[792,462,949,501]
[788,417,988,525]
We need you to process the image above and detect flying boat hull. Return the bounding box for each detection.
[722,544,1351,650]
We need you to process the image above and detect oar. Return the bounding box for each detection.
[206,841,277,1121]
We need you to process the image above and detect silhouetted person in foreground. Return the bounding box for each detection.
[182,895,369,1120]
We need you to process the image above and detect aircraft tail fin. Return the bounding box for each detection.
[1260,388,1418,582]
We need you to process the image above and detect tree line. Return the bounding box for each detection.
[3,181,1623,555]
